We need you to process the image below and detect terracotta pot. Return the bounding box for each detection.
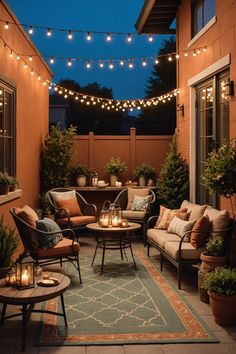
[208,291,236,326]
[0,184,9,195]
[200,252,227,272]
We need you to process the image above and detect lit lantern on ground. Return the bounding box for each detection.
[15,256,35,289]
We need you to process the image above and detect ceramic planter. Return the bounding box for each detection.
[208,291,236,326]
[110,174,118,187]
[77,175,86,187]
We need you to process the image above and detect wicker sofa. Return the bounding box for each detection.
[146,200,231,289]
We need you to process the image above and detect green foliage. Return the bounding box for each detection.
[40,124,76,193]
[203,267,236,295]
[71,163,89,176]
[206,236,225,257]
[133,163,156,179]
[0,172,10,185]
[105,157,127,175]
[202,142,236,198]
[0,215,19,268]
[8,176,19,187]
[156,134,189,209]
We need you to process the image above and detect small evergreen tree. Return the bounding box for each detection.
[156,134,189,209]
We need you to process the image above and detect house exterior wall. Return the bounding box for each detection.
[176,0,236,215]
[0,1,52,225]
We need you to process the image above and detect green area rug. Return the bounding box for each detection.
[36,252,217,345]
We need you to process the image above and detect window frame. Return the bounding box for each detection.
[191,0,216,38]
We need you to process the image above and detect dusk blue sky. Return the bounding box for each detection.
[6,0,172,100]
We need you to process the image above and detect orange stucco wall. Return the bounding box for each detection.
[0,1,52,226]
[176,0,236,214]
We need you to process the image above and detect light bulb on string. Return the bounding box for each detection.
[142,58,147,67]
[119,60,124,66]
[49,57,54,64]
[168,55,172,62]
[148,34,153,42]
[86,61,91,69]
[127,33,132,42]
[86,32,92,41]
[29,55,33,61]
[68,30,73,40]
[155,57,159,64]
[109,61,114,69]
[47,28,52,37]
[204,46,207,52]
[24,62,27,69]
[9,50,13,58]
[106,33,112,41]
[175,54,180,59]
[31,69,34,75]
[28,26,33,35]
[99,61,104,68]
[128,60,134,69]
[67,58,72,67]
[193,50,197,57]
[197,48,201,54]
[184,51,188,57]
[38,75,41,81]
[16,54,20,60]
[4,22,9,30]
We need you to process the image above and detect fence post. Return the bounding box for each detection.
[88,131,94,168]
[130,127,136,176]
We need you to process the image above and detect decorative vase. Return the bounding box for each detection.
[139,176,146,187]
[208,291,236,326]
[110,174,118,187]
[77,175,86,187]
[0,184,9,195]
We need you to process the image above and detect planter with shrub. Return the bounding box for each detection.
[105,157,127,186]
[133,163,156,186]
[0,172,10,195]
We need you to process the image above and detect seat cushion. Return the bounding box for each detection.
[203,206,230,238]
[167,216,196,241]
[55,197,82,217]
[127,187,150,209]
[131,194,152,211]
[164,241,206,260]
[36,218,63,248]
[147,229,180,248]
[190,215,211,248]
[56,215,96,226]
[34,238,80,258]
[181,200,207,221]
[14,205,39,227]
[122,210,146,220]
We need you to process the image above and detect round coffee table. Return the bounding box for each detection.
[87,222,141,274]
[0,272,70,352]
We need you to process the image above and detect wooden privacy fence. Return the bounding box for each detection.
[73,128,172,183]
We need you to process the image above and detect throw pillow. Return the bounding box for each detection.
[36,218,63,248]
[14,205,39,227]
[55,197,82,217]
[190,215,211,248]
[203,206,230,238]
[50,190,76,202]
[127,187,150,210]
[167,216,196,241]
[131,195,152,211]
[155,205,188,230]
[180,200,207,221]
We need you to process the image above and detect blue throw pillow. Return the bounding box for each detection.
[36,218,63,248]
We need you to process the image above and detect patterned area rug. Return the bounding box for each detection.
[36,252,217,345]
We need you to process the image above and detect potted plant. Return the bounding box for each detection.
[202,141,236,218]
[8,176,19,192]
[105,157,127,186]
[71,163,89,187]
[203,266,236,325]
[133,163,156,186]
[0,172,10,195]
[0,215,19,278]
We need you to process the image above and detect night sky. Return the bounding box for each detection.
[6,0,172,100]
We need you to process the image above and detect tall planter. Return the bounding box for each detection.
[208,291,236,326]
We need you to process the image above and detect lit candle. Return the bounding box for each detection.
[43,272,50,280]
[10,274,16,285]
[21,270,29,286]
[118,218,123,227]
[102,218,109,227]
[112,217,119,227]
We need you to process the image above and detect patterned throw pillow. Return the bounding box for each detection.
[167,216,196,241]
[131,195,152,211]
[126,187,150,210]
[55,197,82,217]
[50,190,76,202]
[190,215,211,248]
[155,205,188,230]
[36,218,63,248]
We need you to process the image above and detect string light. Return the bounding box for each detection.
[184,51,188,57]
[168,55,172,62]
[99,61,104,68]
[29,55,33,61]
[109,61,114,69]
[46,28,52,37]
[67,30,73,40]
[28,26,33,35]
[9,50,13,58]
[193,50,197,57]
[119,60,124,66]
[86,32,92,41]
[155,57,159,64]
[67,58,72,66]
[106,33,112,41]
[142,58,147,67]
[148,34,153,42]
[86,61,91,69]
[49,56,54,64]
[127,33,132,42]
[128,60,134,69]
[4,21,9,29]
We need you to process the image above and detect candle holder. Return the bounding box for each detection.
[15,256,35,289]
[5,268,16,286]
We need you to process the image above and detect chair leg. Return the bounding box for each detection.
[177,262,181,289]
[76,255,82,284]
[143,223,147,246]
[160,253,164,271]
[147,243,150,256]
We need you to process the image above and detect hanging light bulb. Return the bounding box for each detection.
[86,61,91,69]
[99,61,104,68]
[106,33,112,41]
[203,46,207,52]
[142,58,147,67]
[168,55,172,62]
[68,30,73,40]
[31,69,34,75]
[86,32,92,41]
[28,26,33,35]
[175,54,180,59]
[119,60,124,66]
[193,50,197,57]
[9,50,13,58]
[38,75,41,81]
[16,54,20,60]
[47,28,52,37]
[29,55,33,61]
[67,58,72,66]
[109,61,114,69]
[128,60,134,69]
[148,34,153,42]
[4,22,9,30]
[184,51,188,57]
[49,57,54,64]
[197,48,201,54]
[155,57,159,64]
[127,33,132,42]
[24,62,28,69]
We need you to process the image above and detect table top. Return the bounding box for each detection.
[86,222,141,232]
[0,272,70,305]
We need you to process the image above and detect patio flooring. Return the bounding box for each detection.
[0,232,236,354]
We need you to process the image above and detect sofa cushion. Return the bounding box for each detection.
[164,241,206,260]
[127,187,150,210]
[155,206,188,230]
[55,197,82,217]
[147,228,180,248]
[167,216,196,241]
[131,194,152,211]
[36,218,63,248]
[122,210,146,220]
[203,206,230,238]
[181,200,207,221]
[190,215,211,248]
[14,205,39,228]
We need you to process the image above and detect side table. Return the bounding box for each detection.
[0,271,70,352]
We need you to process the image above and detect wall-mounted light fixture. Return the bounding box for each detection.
[177,104,184,117]
[224,79,234,96]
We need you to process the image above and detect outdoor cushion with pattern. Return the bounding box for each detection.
[190,215,211,248]
[131,194,152,211]
[167,216,196,241]
[50,190,76,201]
[36,218,63,248]
[154,205,188,230]
[126,187,150,210]
[55,197,82,217]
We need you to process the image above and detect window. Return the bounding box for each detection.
[0,80,16,175]
[192,0,216,37]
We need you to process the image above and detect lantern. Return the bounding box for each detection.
[109,202,122,227]
[15,256,35,289]
[5,268,16,286]
[99,200,112,227]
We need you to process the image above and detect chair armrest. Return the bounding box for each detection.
[147,215,158,229]
[82,203,97,218]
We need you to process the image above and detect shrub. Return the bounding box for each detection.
[105,157,127,175]
[0,215,19,268]
[203,267,236,295]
